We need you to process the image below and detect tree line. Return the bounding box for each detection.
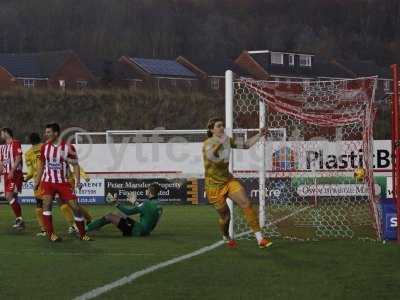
[0,0,399,68]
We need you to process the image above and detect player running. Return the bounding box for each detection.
[203,117,272,248]
[87,183,163,237]
[34,123,92,242]
[0,128,25,230]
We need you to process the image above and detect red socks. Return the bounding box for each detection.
[42,211,54,237]
[74,217,86,238]
[42,211,86,239]
[9,198,22,218]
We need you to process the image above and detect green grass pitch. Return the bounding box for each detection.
[0,204,399,300]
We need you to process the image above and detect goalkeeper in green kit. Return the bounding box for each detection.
[87,183,163,236]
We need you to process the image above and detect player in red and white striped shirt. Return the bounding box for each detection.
[0,128,25,230]
[34,123,92,242]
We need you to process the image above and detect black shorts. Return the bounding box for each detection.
[117,217,135,236]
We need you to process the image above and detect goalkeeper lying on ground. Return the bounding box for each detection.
[87,183,163,236]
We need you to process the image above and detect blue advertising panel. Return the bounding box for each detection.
[381,198,398,240]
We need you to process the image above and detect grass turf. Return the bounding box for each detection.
[0,204,399,300]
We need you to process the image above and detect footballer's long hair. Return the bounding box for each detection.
[207,117,224,138]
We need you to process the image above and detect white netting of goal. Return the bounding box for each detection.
[227,74,380,241]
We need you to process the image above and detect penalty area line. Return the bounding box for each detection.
[72,227,267,300]
[72,239,226,300]
[73,206,310,300]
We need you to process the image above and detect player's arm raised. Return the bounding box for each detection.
[242,127,268,149]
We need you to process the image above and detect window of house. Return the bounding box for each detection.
[299,55,312,67]
[211,78,219,90]
[384,79,391,92]
[289,54,295,66]
[271,52,284,65]
[77,80,88,88]
[23,79,34,88]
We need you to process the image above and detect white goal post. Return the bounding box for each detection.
[226,70,268,238]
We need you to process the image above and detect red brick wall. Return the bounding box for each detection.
[126,80,144,90]
[0,67,16,89]
[97,79,144,90]
[35,80,48,88]
[235,52,270,80]
[49,54,95,89]
[152,77,199,91]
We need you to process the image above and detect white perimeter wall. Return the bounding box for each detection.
[19,140,392,177]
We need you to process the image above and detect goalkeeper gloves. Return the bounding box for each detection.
[105,193,118,205]
[105,192,138,206]
[126,191,138,206]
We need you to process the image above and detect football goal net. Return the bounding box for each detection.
[225,70,381,241]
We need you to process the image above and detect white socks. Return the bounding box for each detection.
[255,231,263,243]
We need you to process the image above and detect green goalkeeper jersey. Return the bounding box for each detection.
[116,197,163,235]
